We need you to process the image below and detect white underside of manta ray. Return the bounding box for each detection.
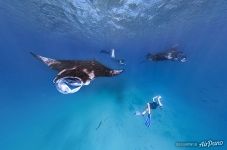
[31,52,123,94]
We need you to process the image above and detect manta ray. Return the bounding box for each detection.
[146,48,187,62]
[31,52,123,94]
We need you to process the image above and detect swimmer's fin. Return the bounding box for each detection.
[145,114,151,127]
[111,49,115,58]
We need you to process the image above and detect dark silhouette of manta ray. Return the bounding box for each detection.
[31,52,123,91]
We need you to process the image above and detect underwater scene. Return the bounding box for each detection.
[0,0,227,150]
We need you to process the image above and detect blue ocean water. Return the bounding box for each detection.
[0,1,227,150]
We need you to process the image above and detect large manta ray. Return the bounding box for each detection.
[31,52,123,94]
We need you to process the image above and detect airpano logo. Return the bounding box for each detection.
[199,140,224,148]
[175,140,224,148]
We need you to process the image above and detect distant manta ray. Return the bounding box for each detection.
[31,52,123,94]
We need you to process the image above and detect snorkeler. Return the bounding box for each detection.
[135,96,163,127]
[100,48,126,65]
[99,48,115,58]
[146,47,187,62]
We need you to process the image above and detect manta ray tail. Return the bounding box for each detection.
[30,52,59,68]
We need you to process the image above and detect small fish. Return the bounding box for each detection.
[96,121,102,130]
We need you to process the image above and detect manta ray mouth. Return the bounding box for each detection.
[54,76,86,94]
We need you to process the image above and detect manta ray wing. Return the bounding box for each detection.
[31,52,123,78]
[31,52,90,71]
